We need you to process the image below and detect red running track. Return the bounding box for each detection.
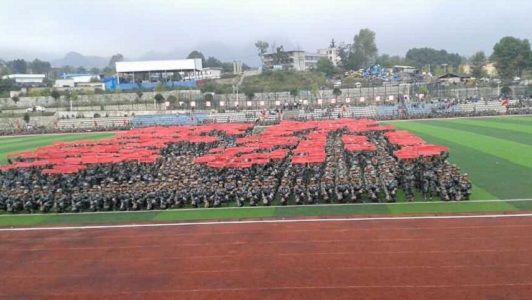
[2,216,532,299]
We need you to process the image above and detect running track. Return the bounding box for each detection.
[2,215,532,299]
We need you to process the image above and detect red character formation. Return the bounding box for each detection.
[0,119,471,213]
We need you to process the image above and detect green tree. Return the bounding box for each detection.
[155,82,165,92]
[289,89,299,101]
[271,46,290,65]
[29,59,51,74]
[332,87,342,99]
[136,91,145,108]
[11,96,20,105]
[0,79,18,94]
[419,85,429,97]
[11,59,27,73]
[255,40,269,57]
[204,93,214,102]
[23,112,30,124]
[405,48,463,69]
[352,28,378,67]
[154,93,165,109]
[187,50,206,66]
[316,57,335,77]
[51,89,61,103]
[469,51,487,78]
[244,90,255,101]
[491,36,532,79]
[90,67,100,75]
[205,57,223,68]
[310,84,319,101]
[167,95,177,109]
[76,66,87,74]
[108,53,124,71]
[500,85,512,97]
[29,89,41,98]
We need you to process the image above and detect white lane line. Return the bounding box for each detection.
[1,198,531,218]
[3,264,532,278]
[7,282,532,295]
[2,212,532,232]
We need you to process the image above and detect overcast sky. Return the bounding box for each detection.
[1,0,531,63]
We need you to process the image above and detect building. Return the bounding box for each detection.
[115,59,203,84]
[304,53,322,70]
[200,67,223,80]
[438,73,472,84]
[2,74,46,86]
[54,73,100,88]
[233,61,243,74]
[317,47,341,66]
[262,50,306,71]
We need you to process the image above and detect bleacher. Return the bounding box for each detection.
[459,101,505,113]
[57,116,134,129]
[131,113,207,127]
[377,105,399,117]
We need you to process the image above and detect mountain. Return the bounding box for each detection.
[51,52,110,68]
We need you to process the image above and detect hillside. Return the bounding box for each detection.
[241,70,330,92]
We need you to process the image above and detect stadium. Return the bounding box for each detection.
[3,0,532,298]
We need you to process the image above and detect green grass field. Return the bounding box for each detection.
[1,116,532,227]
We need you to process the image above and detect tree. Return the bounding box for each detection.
[469,51,487,78]
[11,96,19,105]
[154,93,165,109]
[90,67,100,75]
[29,89,41,98]
[0,79,18,94]
[244,90,255,101]
[316,57,335,77]
[11,59,27,74]
[310,84,319,101]
[51,89,61,103]
[187,51,206,66]
[23,112,30,124]
[205,57,223,68]
[136,91,145,108]
[271,46,290,65]
[29,59,51,74]
[76,66,87,74]
[500,85,512,97]
[491,36,532,79]
[155,82,165,92]
[405,48,463,69]
[108,54,124,70]
[352,29,378,68]
[289,89,299,102]
[167,95,177,109]
[204,93,214,102]
[255,40,269,57]
[332,87,342,99]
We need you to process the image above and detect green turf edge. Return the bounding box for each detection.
[0,200,530,227]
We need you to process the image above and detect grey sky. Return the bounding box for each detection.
[1,0,531,64]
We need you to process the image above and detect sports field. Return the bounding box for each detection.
[1,116,532,226]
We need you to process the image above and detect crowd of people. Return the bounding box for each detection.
[0,124,472,214]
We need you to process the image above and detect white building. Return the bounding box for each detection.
[200,68,223,80]
[317,47,341,67]
[2,74,45,85]
[115,59,203,83]
[304,53,322,70]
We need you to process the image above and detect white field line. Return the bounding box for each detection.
[0,198,531,218]
[382,113,532,123]
[2,212,532,232]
